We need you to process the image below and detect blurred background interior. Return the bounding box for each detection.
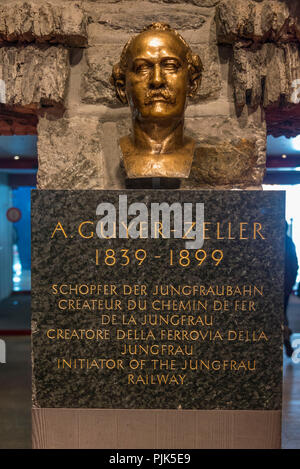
[0,134,300,448]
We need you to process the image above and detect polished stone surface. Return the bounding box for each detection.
[32,190,285,409]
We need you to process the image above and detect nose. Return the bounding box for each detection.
[150,64,165,88]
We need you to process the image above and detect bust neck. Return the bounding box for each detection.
[132,118,184,154]
[119,118,195,179]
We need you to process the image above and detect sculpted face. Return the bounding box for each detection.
[124,30,189,123]
[111,24,202,179]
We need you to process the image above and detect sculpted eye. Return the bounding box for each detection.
[135,63,151,73]
[162,60,180,71]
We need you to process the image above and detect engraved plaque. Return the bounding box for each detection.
[32,190,285,410]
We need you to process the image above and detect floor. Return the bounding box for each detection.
[0,294,31,449]
[0,294,299,449]
[282,343,300,449]
[282,295,300,449]
[0,336,31,448]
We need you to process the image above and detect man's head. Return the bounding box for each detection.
[111,23,202,123]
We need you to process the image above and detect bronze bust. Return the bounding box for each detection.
[111,23,202,182]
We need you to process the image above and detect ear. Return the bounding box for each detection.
[187,55,202,98]
[111,64,128,104]
[188,68,202,98]
[116,78,128,105]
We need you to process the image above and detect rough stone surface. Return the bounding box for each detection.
[232,42,300,109]
[80,0,219,3]
[84,1,208,32]
[150,0,220,5]
[0,0,87,46]
[185,116,266,187]
[187,138,261,188]
[81,44,123,106]
[195,44,222,101]
[216,0,300,44]
[264,43,300,107]
[65,0,219,3]
[0,46,69,109]
[37,116,104,189]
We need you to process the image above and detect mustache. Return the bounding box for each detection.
[144,88,176,105]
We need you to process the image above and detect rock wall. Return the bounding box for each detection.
[0,0,299,189]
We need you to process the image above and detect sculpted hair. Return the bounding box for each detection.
[111,22,203,104]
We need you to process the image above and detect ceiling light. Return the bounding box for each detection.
[292,135,300,151]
